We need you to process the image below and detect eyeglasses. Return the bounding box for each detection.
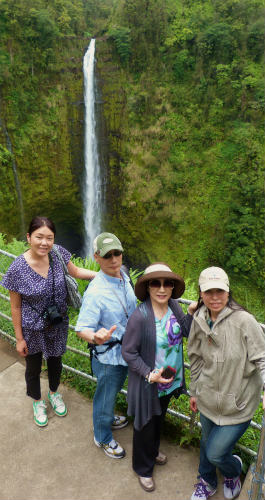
[148,279,175,289]
[102,250,122,259]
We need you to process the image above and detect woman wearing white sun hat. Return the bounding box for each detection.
[122,262,196,492]
[188,266,265,500]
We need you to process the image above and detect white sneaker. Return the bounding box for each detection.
[191,478,217,500]
[48,391,67,417]
[94,436,125,459]
[33,400,48,427]
[112,415,128,430]
[223,455,242,499]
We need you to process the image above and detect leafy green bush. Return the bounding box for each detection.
[108,26,131,64]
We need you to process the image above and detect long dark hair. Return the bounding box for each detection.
[28,216,56,236]
[195,290,248,313]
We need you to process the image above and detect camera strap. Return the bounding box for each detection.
[101,273,129,319]
[87,338,123,375]
[23,253,58,323]
[24,300,44,319]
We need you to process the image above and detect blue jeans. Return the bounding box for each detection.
[92,356,128,444]
[199,413,250,488]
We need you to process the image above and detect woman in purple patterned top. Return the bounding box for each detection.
[1,216,96,427]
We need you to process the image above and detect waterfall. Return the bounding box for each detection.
[83,38,102,257]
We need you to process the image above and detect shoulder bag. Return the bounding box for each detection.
[52,245,82,309]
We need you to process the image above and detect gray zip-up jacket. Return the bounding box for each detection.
[188,305,265,425]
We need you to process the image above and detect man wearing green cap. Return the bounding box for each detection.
[75,232,137,459]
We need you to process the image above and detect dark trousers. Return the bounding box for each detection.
[133,393,172,477]
[25,352,62,400]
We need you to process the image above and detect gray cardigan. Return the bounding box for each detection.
[122,297,193,430]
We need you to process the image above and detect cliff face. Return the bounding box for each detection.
[95,41,128,232]
[0,0,92,253]
[95,15,264,307]
[0,0,264,310]
[0,39,87,253]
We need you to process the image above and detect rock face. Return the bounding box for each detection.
[0,38,88,254]
[95,40,143,268]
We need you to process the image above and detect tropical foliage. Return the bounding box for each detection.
[0,0,90,249]
[99,0,264,300]
[0,0,264,307]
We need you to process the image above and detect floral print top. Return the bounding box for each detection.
[155,307,183,397]
[0,245,71,358]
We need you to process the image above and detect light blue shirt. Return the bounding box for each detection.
[75,269,137,366]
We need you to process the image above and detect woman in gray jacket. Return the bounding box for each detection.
[188,266,265,500]
[122,262,195,493]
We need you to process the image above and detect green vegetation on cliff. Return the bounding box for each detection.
[0,0,94,250]
[96,0,265,305]
[0,0,264,310]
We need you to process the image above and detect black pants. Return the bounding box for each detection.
[25,352,62,400]
[133,393,172,477]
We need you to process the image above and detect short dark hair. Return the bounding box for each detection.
[28,216,56,236]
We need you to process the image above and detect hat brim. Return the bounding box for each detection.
[98,243,124,257]
[200,281,229,292]
[135,271,185,301]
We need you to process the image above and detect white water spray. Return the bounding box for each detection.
[83,39,102,257]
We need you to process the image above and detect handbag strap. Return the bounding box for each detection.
[52,245,68,275]
[48,252,56,304]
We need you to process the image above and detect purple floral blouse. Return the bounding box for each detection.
[1,245,71,358]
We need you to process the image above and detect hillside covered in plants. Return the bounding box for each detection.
[0,0,96,252]
[0,0,264,310]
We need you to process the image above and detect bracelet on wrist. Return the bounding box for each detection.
[145,372,152,384]
[148,372,154,384]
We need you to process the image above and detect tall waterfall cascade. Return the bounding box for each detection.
[83,38,102,257]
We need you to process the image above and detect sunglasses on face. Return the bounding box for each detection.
[102,250,122,259]
[148,279,175,289]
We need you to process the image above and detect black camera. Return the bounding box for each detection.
[43,305,63,326]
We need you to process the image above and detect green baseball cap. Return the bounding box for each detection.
[93,232,124,257]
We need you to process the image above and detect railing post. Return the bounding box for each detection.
[249,409,265,500]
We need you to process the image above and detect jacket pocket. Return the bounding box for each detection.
[196,383,246,417]
[196,383,218,415]
[220,393,246,416]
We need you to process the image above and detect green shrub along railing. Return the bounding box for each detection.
[0,245,265,471]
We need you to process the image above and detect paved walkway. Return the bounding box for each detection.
[0,337,250,500]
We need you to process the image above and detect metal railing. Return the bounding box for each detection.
[0,248,264,462]
[248,410,265,500]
